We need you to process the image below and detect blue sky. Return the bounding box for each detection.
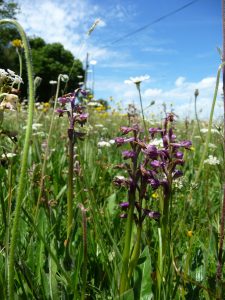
[16,0,222,119]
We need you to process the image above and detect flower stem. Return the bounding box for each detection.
[0,19,35,299]
[78,204,88,300]
[35,75,62,220]
[119,187,135,295]
[136,84,148,137]
[17,48,23,90]
[67,128,74,241]
[128,224,142,279]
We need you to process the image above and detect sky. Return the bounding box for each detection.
[15,0,223,120]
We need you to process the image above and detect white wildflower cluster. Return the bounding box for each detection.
[204,155,220,166]
[23,123,43,132]
[173,177,186,190]
[1,152,17,159]
[97,139,115,148]
[0,68,23,86]
[200,128,219,134]
[87,102,102,107]
[150,138,163,148]
[208,143,217,149]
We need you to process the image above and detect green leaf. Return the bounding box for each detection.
[115,288,134,300]
[134,247,153,300]
[105,192,117,215]
[49,239,59,300]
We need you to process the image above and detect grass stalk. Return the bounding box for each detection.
[216,3,225,294]
[35,74,62,220]
[195,63,225,183]
[78,204,88,300]
[0,19,35,299]
[66,127,74,241]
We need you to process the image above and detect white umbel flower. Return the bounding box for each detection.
[2,153,17,158]
[97,141,111,148]
[204,155,220,166]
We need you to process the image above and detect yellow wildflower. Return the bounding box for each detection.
[95,105,106,112]
[187,230,193,237]
[42,102,50,112]
[11,39,23,48]
[152,192,159,199]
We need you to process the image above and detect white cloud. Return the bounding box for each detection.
[16,0,109,61]
[95,76,223,120]
[175,76,186,87]
[142,47,178,55]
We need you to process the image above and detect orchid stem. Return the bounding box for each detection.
[119,188,135,295]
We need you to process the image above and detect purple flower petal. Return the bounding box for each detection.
[122,150,136,159]
[150,160,162,168]
[144,209,161,219]
[120,213,128,218]
[173,170,183,179]
[115,137,135,146]
[174,151,183,159]
[119,202,129,209]
[142,144,158,159]
[148,178,160,189]
[120,126,134,135]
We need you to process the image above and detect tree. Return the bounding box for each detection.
[27,37,84,101]
[0,0,20,68]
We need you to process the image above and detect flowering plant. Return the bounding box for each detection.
[115,113,192,295]
[56,88,89,242]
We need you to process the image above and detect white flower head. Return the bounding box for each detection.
[2,152,17,158]
[125,75,150,85]
[87,102,101,107]
[7,69,15,76]
[0,68,8,77]
[49,80,57,85]
[114,175,126,181]
[13,75,23,84]
[109,139,115,145]
[60,74,69,82]
[97,141,111,148]
[204,155,220,166]
[150,138,163,148]
[200,128,219,134]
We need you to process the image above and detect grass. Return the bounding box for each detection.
[0,103,224,299]
[0,16,224,300]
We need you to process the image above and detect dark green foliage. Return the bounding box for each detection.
[0,0,20,69]
[24,37,84,101]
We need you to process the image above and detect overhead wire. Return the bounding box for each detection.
[99,0,200,49]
